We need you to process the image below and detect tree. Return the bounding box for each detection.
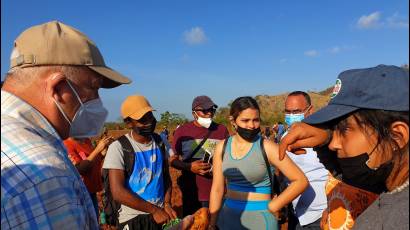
[158,111,188,128]
[160,111,172,125]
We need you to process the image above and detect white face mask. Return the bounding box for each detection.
[194,112,212,128]
[53,80,108,138]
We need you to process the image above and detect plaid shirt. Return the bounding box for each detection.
[1,90,99,230]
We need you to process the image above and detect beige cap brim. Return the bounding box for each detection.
[127,106,156,120]
[89,66,131,88]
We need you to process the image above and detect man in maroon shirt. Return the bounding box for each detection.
[171,95,229,217]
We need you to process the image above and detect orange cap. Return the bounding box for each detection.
[121,95,155,120]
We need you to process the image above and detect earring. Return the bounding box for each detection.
[231,124,238,130]
[393,147,398,151]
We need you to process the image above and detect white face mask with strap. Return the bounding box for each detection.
[194,111,212,128]
[53,80,108,138]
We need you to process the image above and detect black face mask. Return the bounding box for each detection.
[337,153,393,194]
[133,119,157,137]
[236,126,260,142]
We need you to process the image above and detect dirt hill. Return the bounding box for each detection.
[214,87,333,126]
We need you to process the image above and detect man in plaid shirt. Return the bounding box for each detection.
[1,21,130,229]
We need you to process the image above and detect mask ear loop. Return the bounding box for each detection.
[65,80,84,106]
[52,79,78,125]
[53,98,72,125]
[365,140,384,169]
[304,105,312,114]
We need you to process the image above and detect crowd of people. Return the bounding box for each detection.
[1,20,408,230]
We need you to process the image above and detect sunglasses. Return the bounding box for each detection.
[194,108,216,114]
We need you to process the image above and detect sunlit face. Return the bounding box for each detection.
[284,94,312,116]
[233,108,260,130]
[53,68,103,124]
[328,115,392,168]
[70,69,102,103]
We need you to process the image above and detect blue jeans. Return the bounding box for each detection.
[89,192,99,219]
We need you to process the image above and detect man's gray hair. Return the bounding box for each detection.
[5,65,89,87]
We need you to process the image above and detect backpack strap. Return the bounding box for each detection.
[101,134,134,227]
[117,135,135,178]
[221,138,229,161]
[184,129,213,161]
[152,133,171,191]
[152,133,166,157]
[259,137,275,198]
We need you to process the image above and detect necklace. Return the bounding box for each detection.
[232,136,252,159]
[387,179,409,194]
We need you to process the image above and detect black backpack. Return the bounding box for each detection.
[101,133,168,227]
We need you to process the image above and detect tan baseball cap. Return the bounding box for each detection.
[121,95,155,120]
[9,20,131,88]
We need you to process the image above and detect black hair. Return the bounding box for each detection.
[230,96,260,120]
[288,91,311,106]
[333,109,409,153]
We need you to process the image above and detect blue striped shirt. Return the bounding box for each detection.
[1,90,98,230]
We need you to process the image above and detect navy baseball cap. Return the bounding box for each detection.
[192,95,218,110]
[304,64,409,125]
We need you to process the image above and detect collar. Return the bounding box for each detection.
[1,90,62,142]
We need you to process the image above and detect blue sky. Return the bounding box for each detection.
[2,0,408,121]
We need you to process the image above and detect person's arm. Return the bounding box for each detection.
[163,153,177,220]
[109,169,171,224]
[208,141,226,228]
[278,122,342,176]
[169,127,191,171]
[75,136,113,174]
[3,176,99,229]
[169,128,210,175]
[314,145,342,177]
[170,156,210,175]
[278,122,331,160]
[264,139,309,214]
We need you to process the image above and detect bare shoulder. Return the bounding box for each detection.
[262,138,280,161]
[262,138,279,152]
[214,138,228,157]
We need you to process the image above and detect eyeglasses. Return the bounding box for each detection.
[284,105,311,114]
[194,108,216,114]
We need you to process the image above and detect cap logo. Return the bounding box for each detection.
[330,78,342,99]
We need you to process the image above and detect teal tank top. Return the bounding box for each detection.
[222,136,274,194]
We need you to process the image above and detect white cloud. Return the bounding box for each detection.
[304,50,319,57]
[329,46,341,54]
[356,11,408,30]
[279,58,287,63]
[357,11,381,29]
[183,27,207,45]
[386,12,409,29]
